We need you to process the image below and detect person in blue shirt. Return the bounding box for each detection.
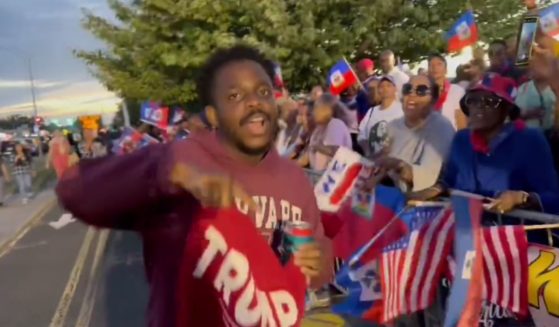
[411,75,559,214]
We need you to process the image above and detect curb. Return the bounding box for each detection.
[0,195,58,258]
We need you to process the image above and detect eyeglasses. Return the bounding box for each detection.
[402,84,432,97]
[463,94,502,109]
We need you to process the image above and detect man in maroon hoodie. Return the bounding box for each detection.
[56,45,331,327]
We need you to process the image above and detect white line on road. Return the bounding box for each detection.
[0,197,57,259]
[49,213,77,230]
[76,229,110,327]
[49,227,96,327]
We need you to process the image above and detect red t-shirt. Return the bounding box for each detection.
[177,209,307,327]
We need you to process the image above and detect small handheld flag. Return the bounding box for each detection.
[140,101,169,129]
[444,193,484,327]
[447,11,479,53]
[274,63,284,89]
[328,59,359,95]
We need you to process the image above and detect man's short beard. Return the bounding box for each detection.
[219,120,280,157]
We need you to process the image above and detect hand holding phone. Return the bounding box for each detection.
[515,16,540,67]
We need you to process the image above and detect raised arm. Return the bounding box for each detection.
[56,143,177,229]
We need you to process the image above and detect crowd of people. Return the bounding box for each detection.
[274,38,559,215]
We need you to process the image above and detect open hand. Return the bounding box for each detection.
[170,163,258,212]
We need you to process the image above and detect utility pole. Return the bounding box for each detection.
[27,57,38,118]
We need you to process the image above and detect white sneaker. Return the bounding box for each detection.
[22,198,28,205]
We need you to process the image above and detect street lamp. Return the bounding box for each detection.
[0,47,38,118]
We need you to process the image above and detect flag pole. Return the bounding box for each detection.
[348,206,410,269]
[343,57,365,91]
[524,223,559,231]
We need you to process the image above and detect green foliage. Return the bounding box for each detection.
[78,0,549,106]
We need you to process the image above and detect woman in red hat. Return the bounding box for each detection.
[412,75,559,214]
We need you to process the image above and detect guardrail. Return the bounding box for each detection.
[305,168,559,326]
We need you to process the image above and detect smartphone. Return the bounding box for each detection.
[515,16,540,67]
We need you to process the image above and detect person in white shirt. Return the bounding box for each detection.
[358,76,403,158]
[428,53,466,130]
[379,50,410,95]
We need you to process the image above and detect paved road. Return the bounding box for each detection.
[0,201,377,327]
[0,202,149,327]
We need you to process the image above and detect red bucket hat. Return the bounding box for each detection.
[460,73,520,120]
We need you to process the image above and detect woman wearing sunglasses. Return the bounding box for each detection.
[373,75,455,192]
[411,75,559,214]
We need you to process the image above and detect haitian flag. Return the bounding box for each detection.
[274,63,284,89]
[140,101,170,129]
[444,192,484,327]
[331,261,382,318]
[540,3,559,37]
[334,186,407,263]
[447,11,479,53]
[328,59,359,95]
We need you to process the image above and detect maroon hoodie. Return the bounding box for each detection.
[56,130,331,327]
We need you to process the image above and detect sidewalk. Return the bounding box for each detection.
[0,189,57,255]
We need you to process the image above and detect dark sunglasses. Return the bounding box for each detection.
[402,84,432,97]
[464,94,502,109]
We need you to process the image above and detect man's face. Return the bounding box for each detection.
[488,44,508,69]
[210,60,278,156]
[367,80,380,104]
[524,0,537,9]
[357,66,373,82]
[378,80,396,102]
[380,54,394,73]
[428,57,447,81]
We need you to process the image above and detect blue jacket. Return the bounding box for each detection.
[442,123,559,213]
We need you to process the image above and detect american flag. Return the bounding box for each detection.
[380,205,454,322]
[481,225,529,315]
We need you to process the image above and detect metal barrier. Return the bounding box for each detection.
[304,168,559,326]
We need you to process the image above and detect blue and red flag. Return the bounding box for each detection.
[540,3,559,37]
[331,261,383,318]
[444,192,484,327]
[273,63,284,89]
[328,59,359,95]
[326,186,407,263]
[140,101,170,129]
[447,11,479,53]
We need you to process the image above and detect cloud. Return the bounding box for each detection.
[0,0,117,118]
[0,81,120,118]
[0,80,68,89]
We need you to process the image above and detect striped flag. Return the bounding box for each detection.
[481,225,529,315]
[380,204,454,322]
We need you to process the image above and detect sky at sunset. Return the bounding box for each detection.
[0,0,119,120]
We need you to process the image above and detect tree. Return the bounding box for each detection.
[78,0,549,100]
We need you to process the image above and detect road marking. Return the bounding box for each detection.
[49,213,76,230]
[0,197,57,258]
[49,227,96,327]
[76,229,110,327]
[11,240,48,251]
